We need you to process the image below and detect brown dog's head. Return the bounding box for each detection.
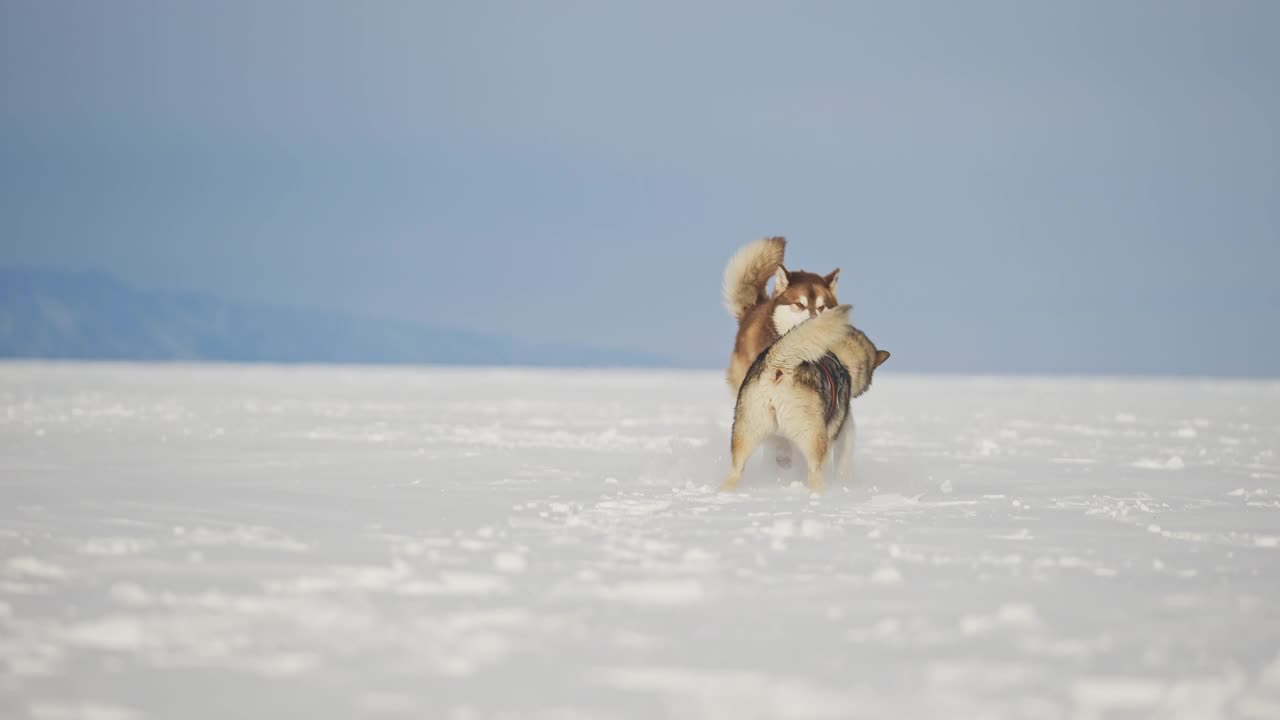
[771,266,840,335]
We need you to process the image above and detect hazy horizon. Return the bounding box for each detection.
[3,1,1278,377]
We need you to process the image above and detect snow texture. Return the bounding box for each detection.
[2,362,1279,719]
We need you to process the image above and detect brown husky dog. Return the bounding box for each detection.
[722,237,841,393]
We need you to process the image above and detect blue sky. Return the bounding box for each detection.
[2,1,1277,375]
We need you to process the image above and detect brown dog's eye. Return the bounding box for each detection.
[794,303,805,310]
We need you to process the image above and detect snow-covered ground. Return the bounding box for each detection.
[1,362,1278,719]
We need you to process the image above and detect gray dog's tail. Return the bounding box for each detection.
[764,305,853,372]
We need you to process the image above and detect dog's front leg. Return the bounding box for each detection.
[766,435,794,469]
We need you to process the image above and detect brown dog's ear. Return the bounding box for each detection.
[874,350,891,368]
[824,268,840,291]
[773,266,790,293]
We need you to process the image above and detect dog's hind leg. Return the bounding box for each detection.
[798,429,831,494]
[833,416,856,484]
[720,415,771,492]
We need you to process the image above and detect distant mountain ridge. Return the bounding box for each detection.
[0,269,669,368]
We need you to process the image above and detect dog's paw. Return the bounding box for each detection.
[719,473,743,492]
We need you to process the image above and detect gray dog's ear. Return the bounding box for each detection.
[773,266,790,293]
[875,350,891,368]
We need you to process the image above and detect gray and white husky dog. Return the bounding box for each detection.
[720,305,890,493]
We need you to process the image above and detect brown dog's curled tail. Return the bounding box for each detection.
[722,236,787,320]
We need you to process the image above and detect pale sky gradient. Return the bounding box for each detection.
[2,1,1278,375]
